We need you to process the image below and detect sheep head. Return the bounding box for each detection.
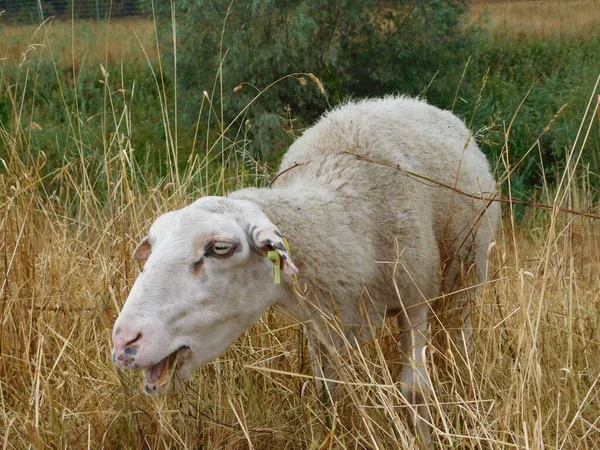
[111,196,297,396]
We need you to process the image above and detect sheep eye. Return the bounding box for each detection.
[207,241,236,257]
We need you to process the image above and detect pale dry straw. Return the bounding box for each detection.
[470,0,600,38]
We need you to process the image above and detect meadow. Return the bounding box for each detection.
[471,0,600,37]
[1,1,600,448]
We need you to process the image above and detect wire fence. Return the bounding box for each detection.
[0,0,148,23]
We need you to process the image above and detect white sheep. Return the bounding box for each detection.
[112,96,499,445]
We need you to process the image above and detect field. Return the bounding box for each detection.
[0,18,157,66]
[1,1,600,449]
[471,0,600,37]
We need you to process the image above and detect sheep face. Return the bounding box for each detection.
[111,197,297,396]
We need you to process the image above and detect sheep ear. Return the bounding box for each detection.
[251,225,298,276]
[133,236,151,260]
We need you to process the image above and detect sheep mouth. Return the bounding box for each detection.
[144,346,191,396]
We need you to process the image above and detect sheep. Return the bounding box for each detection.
[111,96,499,445]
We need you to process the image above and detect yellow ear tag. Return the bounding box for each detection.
[267,250,281,284]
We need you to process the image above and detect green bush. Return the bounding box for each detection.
[453,32,600,199]
[3,3,599,204]
[161,0,477,162]
[0,56,169,182]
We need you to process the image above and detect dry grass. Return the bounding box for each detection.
[3,104,600,449]
[471,0,600,37]
[2,12,600,450]
[0,17,157,67]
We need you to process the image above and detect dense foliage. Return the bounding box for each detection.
[1,1,599,199]
[161,0,476,159]
[455,33,600,196]
[160,0,599,196]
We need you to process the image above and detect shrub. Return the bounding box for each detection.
[454,32,600,199]
[160,0,478,161]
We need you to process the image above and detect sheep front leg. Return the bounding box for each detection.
[460,295,473,346]
[399,306,432,446]
[305,326,337,404]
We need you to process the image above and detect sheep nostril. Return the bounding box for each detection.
[113,330,143,357]
[125,333,142,347]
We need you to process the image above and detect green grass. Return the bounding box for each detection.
[449,32,600,206]
[2,18,599,199]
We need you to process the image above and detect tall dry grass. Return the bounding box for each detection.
[471,0,600,37]
[1,12,600,450]
[0,18,157,67]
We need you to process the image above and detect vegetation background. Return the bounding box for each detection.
[1,0,599,448]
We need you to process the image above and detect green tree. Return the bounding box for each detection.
[160,0,477,159]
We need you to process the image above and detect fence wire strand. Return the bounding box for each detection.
[0,0,146,23]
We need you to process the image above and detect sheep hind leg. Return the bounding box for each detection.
[458,291,473,349]
[456,236,492,353]
[399,306,432,446]
[443,257,475,352]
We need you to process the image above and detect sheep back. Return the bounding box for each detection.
[231,96,499,345]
